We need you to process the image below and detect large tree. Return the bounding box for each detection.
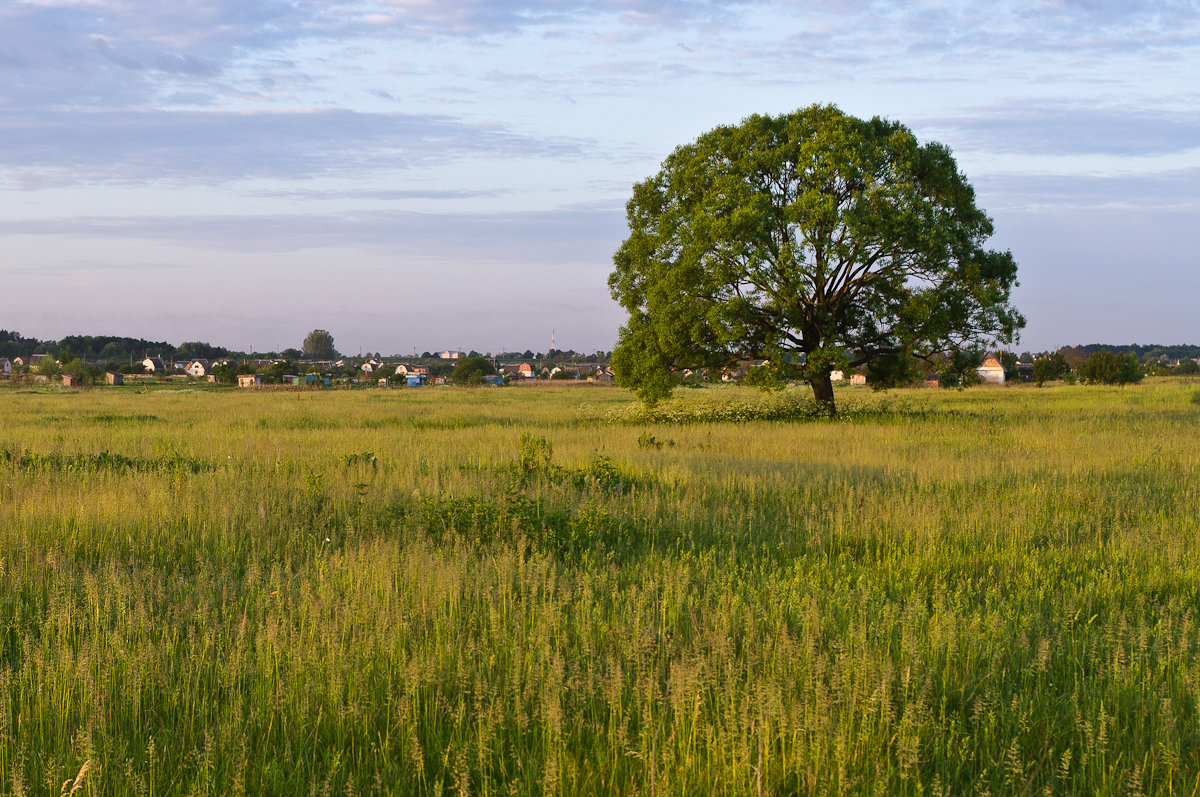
[302,329,338,360]
[608,104,1024,414]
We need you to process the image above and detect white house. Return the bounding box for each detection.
[977,355,1006,385]
[185,360,211,377]
[142,356,166,372]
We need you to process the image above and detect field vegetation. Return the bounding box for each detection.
[1,380,1199,795]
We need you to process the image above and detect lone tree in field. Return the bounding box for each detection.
[302,329,338,360]
[608,104,1024,414]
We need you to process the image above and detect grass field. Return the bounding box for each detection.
[1,380,1199,795]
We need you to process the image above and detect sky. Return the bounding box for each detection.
[2,0,1198,356]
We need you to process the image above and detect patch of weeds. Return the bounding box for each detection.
[341,452,377,468]
[412,490,633,560]
[636,432,673,449]
[0,447,211,475]
[515,435,641,494]
[518,434,554,475]
[86,413,161,424]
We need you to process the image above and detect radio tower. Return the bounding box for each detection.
[551,328,556,352]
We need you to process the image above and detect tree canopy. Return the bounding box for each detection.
[450,356,497,386]
[302,329,338,360]
[608,104,1024,413]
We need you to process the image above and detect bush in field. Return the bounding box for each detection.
[1078,350,1142,385]
[450,356,496,386]
[1032,352,1069,386]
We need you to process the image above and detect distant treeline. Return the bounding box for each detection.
[0,330,608,366]
[0,331,232,364]
[6,329,1196,369]
[1053,344,1200,367]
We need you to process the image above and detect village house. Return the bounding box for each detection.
[142,356,166,372]
[976,355,1006,385]
[184,359,211,377]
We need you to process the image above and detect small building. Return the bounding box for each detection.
[377,377,390,387]
[282,375,304,386]
[0,358,10,378]
[483,375,504,386]
[922,374,940,388]
[206,374,218,383]
[830,370,844,382]
[438,350,463,359]
[62,374,78,387]
[849,374,867,386]
[237,374,262,388]
[406,374,426,387]
[106,372,124,386]
[976,355,1006,385]
[185,360,211,377]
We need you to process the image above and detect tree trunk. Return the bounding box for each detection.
[809,370,836,416]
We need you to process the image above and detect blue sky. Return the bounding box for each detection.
[2,0,1197,356]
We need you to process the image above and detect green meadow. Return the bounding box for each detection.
[1,381,1198,795]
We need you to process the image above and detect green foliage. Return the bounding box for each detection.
[1079,350,1143,385]
[301,328,338,360]
[450,356,497,386]
[865,350,924,389]
[211,360,239,384]
[1033,352,1069,386]
[609,103,1024,414]
[636,432,673,449]
[998,350,1020,381]
[517,433,553,474]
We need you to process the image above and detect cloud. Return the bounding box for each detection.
[975,167,1200,211]
[0,108,589,187]
[0,205,629,259]
[922,103,1200,157]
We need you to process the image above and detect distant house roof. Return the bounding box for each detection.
[977,355,1006,384]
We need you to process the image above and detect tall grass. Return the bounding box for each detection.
[1,381,1198,794]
